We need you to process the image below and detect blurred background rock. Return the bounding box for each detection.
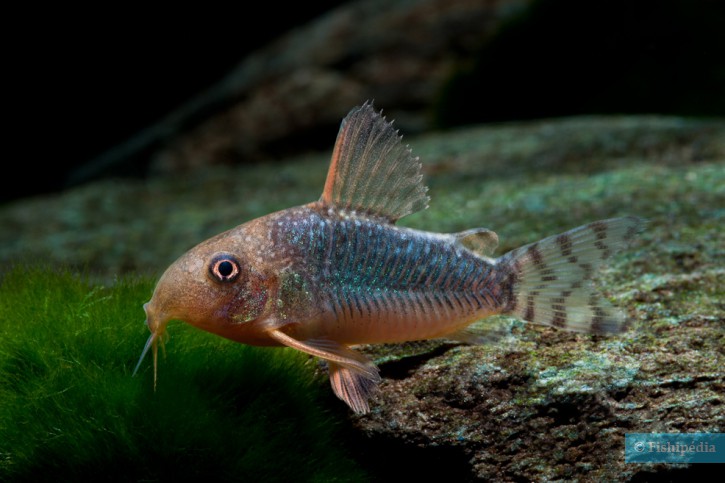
[5,0,723,203]
[2,0,724,277]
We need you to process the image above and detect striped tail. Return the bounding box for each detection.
[498,217,643,334]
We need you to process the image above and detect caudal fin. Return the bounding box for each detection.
[498,217,643,334]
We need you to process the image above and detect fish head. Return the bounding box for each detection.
[148,230,273,340]
[134,229,273,383]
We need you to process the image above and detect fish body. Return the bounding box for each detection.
[135,103,642,413]
[249,204,503,345]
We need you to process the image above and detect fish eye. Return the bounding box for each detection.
[209,253,241,283]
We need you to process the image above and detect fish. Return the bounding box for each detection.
[133,102,643,414]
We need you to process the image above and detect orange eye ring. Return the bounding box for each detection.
[209,253,241,282]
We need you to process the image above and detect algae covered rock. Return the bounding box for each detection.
[351,313,721,480]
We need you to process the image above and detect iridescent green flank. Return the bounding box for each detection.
[276,268,312,321]
[1,115,723,481]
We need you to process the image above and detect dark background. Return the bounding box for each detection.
[6,3,345,203]
[5,0,724,204]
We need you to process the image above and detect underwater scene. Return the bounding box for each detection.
[2,1,723,480]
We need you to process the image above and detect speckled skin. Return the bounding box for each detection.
[145,201,503,348]
[137,103,641,413]
[268,203,501,344]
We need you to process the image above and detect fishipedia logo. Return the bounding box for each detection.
[626,433,724,463]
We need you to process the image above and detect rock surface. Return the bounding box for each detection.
[2,115,723,480]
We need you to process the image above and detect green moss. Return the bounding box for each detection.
[0,267,366,481]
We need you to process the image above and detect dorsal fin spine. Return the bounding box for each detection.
[320,102,429,223]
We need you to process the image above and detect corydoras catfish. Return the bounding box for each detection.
[133,103,642,414]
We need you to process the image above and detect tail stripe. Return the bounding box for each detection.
[500,217,642,334]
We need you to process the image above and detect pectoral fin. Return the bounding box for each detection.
[268,329,381,413]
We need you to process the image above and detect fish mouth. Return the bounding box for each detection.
[132,302,170,390]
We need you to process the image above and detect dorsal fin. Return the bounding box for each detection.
[456,228,499,257]
[320,102,429,223]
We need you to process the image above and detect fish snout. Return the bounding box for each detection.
[143,302,154,332]
[143,301,170,336]
[133,301,172,386]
